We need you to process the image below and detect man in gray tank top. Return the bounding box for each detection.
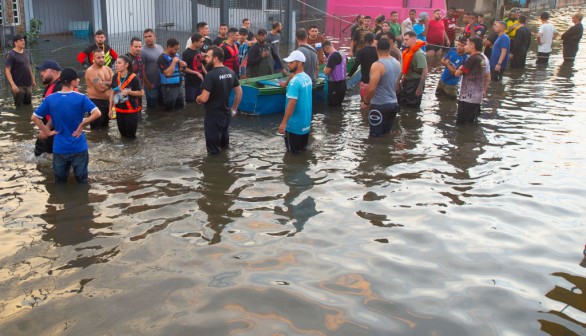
[362,39,401,137]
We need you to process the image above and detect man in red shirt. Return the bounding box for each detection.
[427,9,449,57]
[443,7,463,47]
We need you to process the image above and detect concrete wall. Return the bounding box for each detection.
[2,0,28,34]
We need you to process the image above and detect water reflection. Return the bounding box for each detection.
[39,184,118,271]
[41,184,111,247]
[274,153,321,235]
[196,156,239,244]
[398,106,424,151]
[556,62,576,80]
[446,126,487,180]
[539,258,586,336]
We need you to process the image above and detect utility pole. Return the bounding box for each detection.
[100,0,108,32]
[285,0,295,50]
[220,0,229,27]
[191,0,199,33]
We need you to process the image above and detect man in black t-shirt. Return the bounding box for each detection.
[4,35,36,107]
[213,23,228,46]
[483,31,498,59]
[322,41,347,106]
[182,33,206,103]
[242,18,257,45]
[196,46,243,155]
[350,16,373,56]
[454,37,488,124]
[348,33,378,102]
[350,15,365,43]
[185,22,214,51]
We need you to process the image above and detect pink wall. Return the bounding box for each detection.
[327,0,447,22]
[325,0,447,39]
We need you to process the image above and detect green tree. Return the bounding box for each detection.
[25,18,43,44]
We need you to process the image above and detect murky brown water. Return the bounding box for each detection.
[1,7,586,336]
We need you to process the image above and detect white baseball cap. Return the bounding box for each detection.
[283,50,306,63]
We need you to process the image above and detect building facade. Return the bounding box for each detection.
[1,0,26,33]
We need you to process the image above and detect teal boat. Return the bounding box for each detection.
[230,58,360,116]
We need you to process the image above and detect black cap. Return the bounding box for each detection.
[458,36,468,44]
[257,28,267,35]
[61,68,80,83]
[36,60,61,71]
[238,28,249,35]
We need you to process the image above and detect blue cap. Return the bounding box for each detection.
[36,60,61,71]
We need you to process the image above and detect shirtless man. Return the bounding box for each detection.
[85,49,113,129]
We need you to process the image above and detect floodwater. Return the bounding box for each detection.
[1,7,586,336]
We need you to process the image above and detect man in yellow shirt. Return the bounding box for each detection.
[504,8,521,49]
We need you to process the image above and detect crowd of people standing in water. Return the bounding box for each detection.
[2,8,583,183]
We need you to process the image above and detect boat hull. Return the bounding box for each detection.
[230,58,359,116]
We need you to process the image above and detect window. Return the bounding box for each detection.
[0,2,3,25]
[12,0,20,25]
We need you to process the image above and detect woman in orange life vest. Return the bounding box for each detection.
[109,55,143,139]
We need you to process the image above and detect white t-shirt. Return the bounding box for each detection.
[402,18,414,33]
[538,23,557,53]
[481,53,490,73]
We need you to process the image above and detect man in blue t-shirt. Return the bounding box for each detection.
[31,68,101,183]
[490,21,511,81]
[278,51,313,153]
[436,37,469,99]
[413,12,429,52]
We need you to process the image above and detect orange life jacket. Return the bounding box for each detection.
[114,72,141,113]
[401,40,427,75]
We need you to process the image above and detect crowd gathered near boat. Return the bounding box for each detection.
[3,7,584,184]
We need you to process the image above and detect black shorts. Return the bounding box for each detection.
[284,131,309,153]
[426,44,442,52]
[89,98,110,130]
[369,103,399,137]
